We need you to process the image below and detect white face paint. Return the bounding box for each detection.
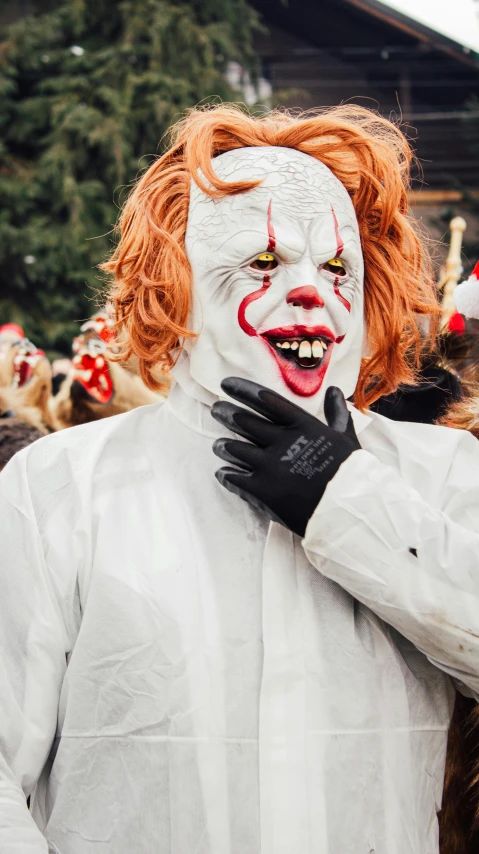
[182,147,364,414]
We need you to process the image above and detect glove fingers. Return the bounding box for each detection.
[324,386,360,447]
[215,467,284,522]
[213,438,264,471]
[215,466,255,500]
[220,377,302,426]
[211,401,279,447]
[324,386,350,434]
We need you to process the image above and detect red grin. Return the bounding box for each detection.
[72,351,114,404]
[261,324,343,397]
[13,342,46,388]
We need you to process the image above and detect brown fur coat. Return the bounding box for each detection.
[439,391,479,854]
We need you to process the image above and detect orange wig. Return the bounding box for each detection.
[102,104,439,410]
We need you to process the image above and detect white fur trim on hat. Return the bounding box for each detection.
[454,261,479,319]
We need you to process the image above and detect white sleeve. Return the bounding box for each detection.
[0,452,69,852]
[302,446,479,698]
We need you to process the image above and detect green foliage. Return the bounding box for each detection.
[0,0,259,355]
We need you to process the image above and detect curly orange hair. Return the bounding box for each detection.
[102,103,439,410]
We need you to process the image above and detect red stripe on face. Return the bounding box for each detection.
[267,199,276,252]
[331,206,344,256]
[238,274,271,336]
[238,201,276,336]
[334,276,351,312]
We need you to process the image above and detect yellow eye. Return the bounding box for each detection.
[324,258,346,276]
[250,253,278,271]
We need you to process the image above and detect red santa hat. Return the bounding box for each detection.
[453,261,479,321]
[0,323,25,343]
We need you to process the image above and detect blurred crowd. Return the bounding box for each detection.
[2,306,479,473]
[0,310,170,470]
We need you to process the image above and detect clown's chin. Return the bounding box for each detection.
[262,334,335,397]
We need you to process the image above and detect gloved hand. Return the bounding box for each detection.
[211,377,361,538]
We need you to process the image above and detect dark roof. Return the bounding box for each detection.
[252,0,479,69]
[344,0,479,67]
[252,0,479,189]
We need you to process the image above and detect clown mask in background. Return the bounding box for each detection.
[181,147,364,415]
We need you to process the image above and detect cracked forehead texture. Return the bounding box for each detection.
[187,147,359,248]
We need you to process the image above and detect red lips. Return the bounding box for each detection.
[261,325,337,343]
[236,272,345,396]
[261,324,339,397]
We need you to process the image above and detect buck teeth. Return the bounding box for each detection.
[273,337,330,355]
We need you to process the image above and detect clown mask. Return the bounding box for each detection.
[183,147,364,415]
[12,339,47,389]
[71,315,115,405]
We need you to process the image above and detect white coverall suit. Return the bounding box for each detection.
[1,380,479,854]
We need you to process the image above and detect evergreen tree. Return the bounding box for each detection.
[0,0,259,355]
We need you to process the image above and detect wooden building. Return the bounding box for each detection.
[251,0,479,265]
[4,0,479,263]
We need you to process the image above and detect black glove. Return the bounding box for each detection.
[211,378,361,538]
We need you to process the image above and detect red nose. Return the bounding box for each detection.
[286,286,324,310]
